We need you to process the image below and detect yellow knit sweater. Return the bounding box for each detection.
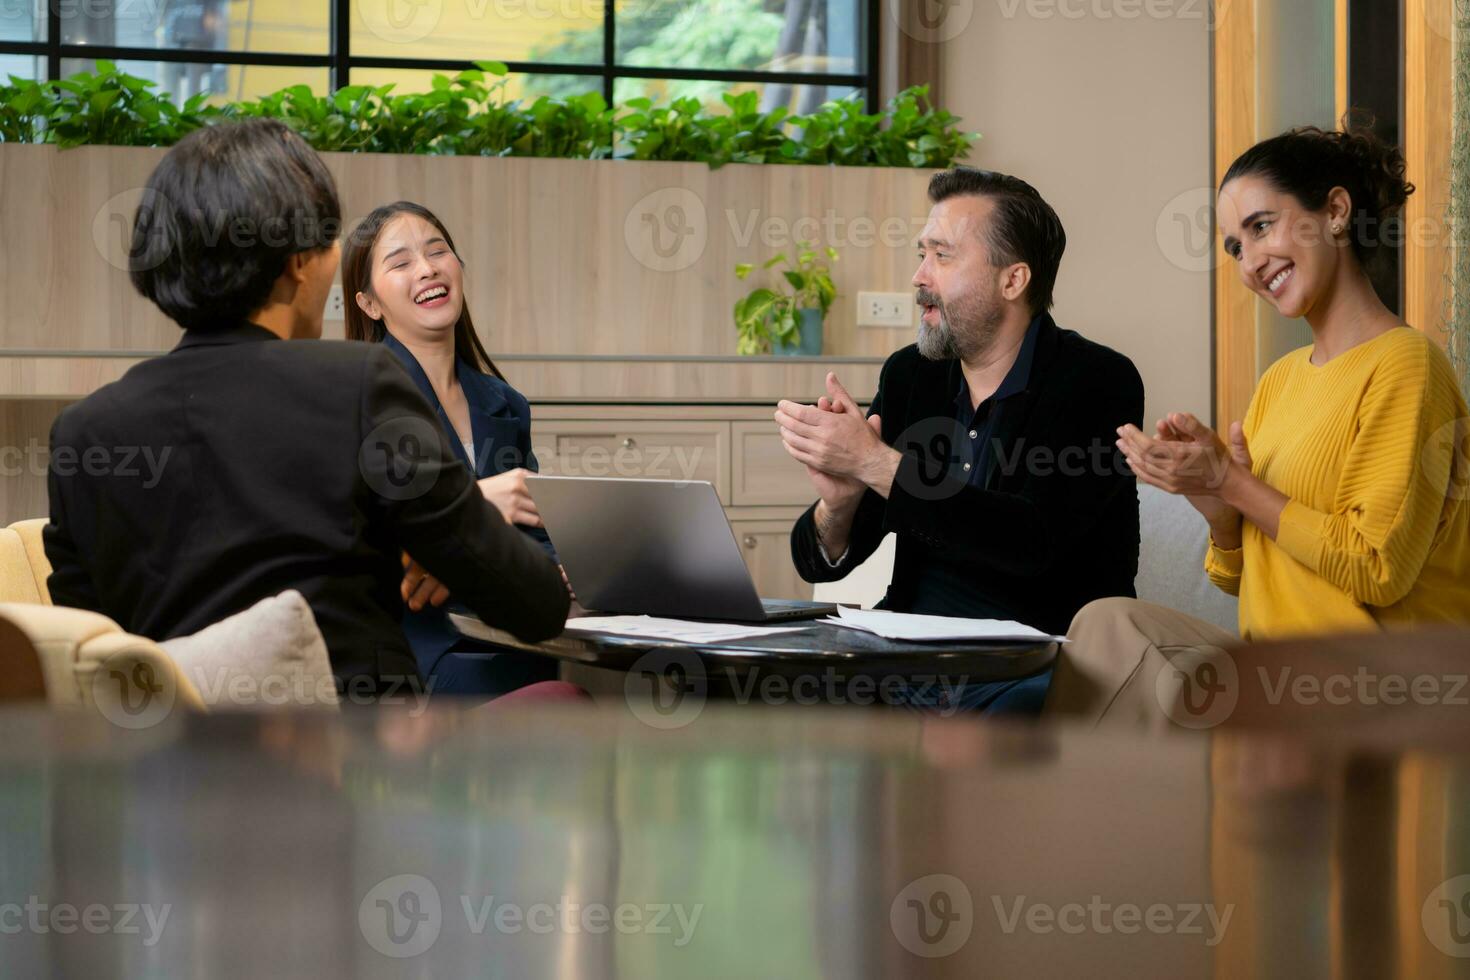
[1205,327,1470,639]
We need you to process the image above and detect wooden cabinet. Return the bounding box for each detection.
[531,420,729,502]
[729,520,813,601]
[730,421,815,506]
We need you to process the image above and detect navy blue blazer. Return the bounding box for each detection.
[381,333,556,671]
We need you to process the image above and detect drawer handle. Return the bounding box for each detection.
[622,437,637,450]
[743,535,758,549]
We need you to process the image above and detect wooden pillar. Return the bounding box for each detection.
[1213,0,1259,427]
[1403,0,1456,345]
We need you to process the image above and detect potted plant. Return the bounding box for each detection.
[732,243,839,355]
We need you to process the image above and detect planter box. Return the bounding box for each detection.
[0,143,931,364]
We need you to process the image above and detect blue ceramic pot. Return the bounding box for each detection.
[773,307,823,356]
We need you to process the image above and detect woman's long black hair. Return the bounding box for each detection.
[343,200,505,381]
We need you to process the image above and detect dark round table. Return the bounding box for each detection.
[448,610,1057,688]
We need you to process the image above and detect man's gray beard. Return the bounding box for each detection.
[916,296,1003,362]
[916,316,961,360]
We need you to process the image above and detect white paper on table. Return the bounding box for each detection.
[563,615,810,644]
[822,606,1066,643]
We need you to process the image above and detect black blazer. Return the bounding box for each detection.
[790,314,1144,636]
[43,321,569,691]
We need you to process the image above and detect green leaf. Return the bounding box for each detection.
[26,65,969,168]
[734,262,753,280]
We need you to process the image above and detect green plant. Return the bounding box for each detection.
[618,90,791,167]
[0,76,49,143]
[784,85,978,168]
[235,84,388,152]
[732,243,839,355]
[43,60,218,148]
[440,63,529,156]
[513,92,615,159]
[235,65,505,155]
[428,64,617,159]
[0,63,979,173]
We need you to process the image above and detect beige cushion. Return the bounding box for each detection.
[159,590,338,710]
[1135,484,1239,635]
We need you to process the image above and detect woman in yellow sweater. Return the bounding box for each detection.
[1047,121,1470,726]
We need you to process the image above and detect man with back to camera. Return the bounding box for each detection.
[43,119,570,700]
[776,167,1145,714]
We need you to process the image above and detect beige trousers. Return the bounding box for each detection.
[1043,598,1239,731]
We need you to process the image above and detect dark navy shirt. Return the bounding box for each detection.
[953,314,1041,489]
[917,313,1046,712]
[902,314,1044,625]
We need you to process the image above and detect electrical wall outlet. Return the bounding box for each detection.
[856,291,914,328]
[325,284,346,321]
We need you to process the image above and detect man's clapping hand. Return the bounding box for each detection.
[775,372,894,503]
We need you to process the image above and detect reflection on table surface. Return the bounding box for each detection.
[0,705,1467,979]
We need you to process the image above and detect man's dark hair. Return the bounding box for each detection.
[927,167,1066,316]
[129,118,342,331]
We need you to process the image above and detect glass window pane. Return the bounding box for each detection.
[614,76,860,116]
[61,58,328,106]
[0,0,42,42]
[0,54,43,79]
[616,0,861,75]
[58,0,329,54]
[519,71,601,102]
[352,0,603,63]
[350,68,598,104]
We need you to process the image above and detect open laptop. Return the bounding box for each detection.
[526,476,838,623]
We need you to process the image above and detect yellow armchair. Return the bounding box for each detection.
[0,518,50,605]
[0,518,205,715]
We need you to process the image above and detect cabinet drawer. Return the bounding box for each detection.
[731,421,817,507]
[531,421,730,503]
[729,520,813,601]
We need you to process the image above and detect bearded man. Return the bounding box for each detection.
[775,167,1145,713]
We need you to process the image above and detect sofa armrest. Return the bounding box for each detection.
[0,603,205,717]
[74,632,207,720]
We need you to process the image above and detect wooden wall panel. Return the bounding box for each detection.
[0,400,67,524]
[1404,0,1456,346]
[0,145,933,360]
[1213,0,1260,428]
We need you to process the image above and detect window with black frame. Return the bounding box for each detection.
[0,0,876,112]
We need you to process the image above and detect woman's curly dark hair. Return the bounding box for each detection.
[1221,111,1416,271]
